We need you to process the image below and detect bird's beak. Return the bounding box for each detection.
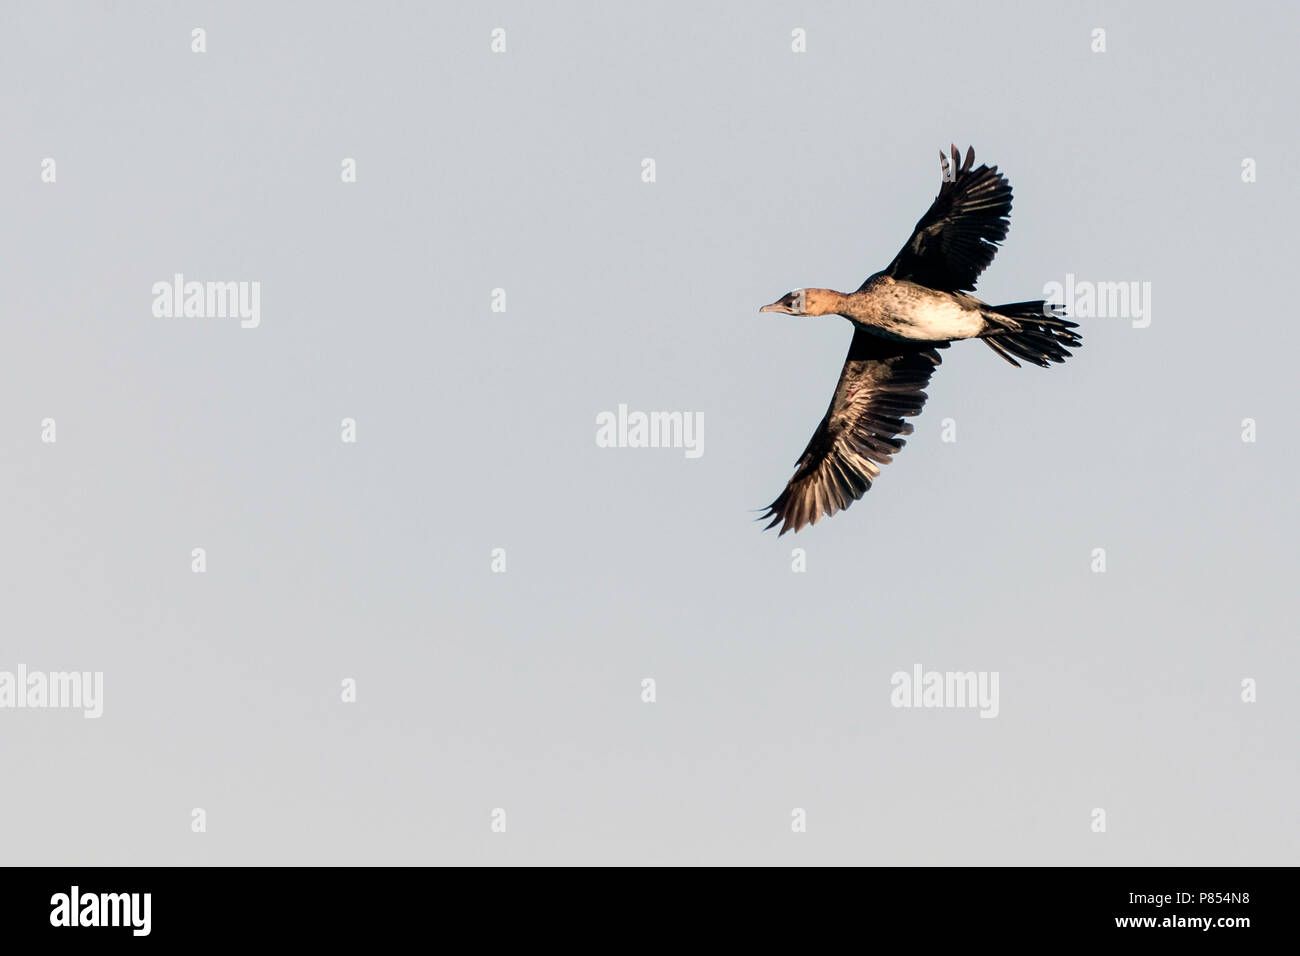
[759,302,784,313]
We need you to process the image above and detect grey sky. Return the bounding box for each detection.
[1,1,1296,864]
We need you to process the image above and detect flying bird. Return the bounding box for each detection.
[758,145,1079,535]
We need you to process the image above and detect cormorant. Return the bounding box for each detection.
[758,145,1080,535]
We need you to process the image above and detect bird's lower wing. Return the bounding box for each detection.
[760,330,946,535]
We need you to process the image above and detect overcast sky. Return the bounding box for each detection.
[1,0,1296,864]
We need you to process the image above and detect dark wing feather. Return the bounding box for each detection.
[872,144,1012,293]
[759,330,946,535]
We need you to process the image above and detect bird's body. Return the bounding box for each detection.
[758,145,1080,535]
[810,276,988,341]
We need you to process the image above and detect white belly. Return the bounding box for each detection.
[850,278,986,341]
[902,299,984,339]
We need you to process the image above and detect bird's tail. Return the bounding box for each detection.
[980,301,1080,368]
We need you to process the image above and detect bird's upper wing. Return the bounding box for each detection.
[760,329,947,535]
[870,144,1012,293]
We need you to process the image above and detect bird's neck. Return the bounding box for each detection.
[802,288,850,316]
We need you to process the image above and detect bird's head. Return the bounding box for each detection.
[759,288,839,316]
